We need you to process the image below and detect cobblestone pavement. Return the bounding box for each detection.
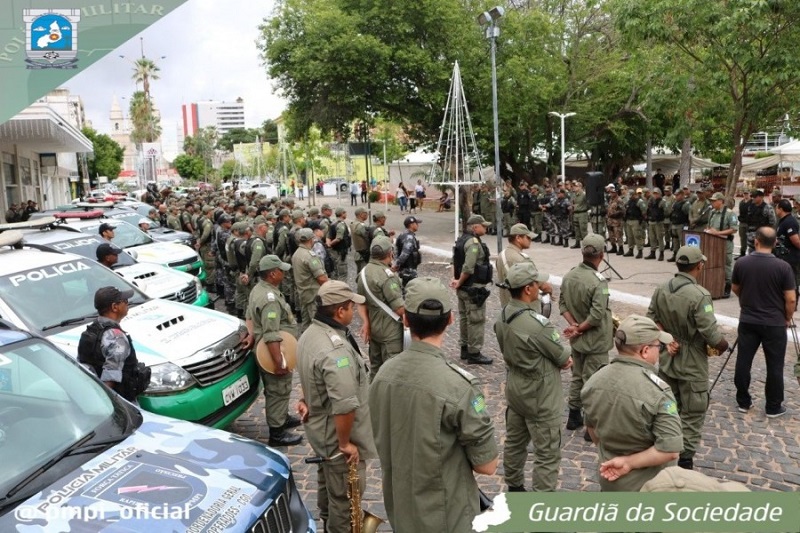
[218,201,800,529]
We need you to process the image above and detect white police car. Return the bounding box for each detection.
[0,323,314,532]
[0,231,259,429]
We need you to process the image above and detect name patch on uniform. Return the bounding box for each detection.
[704,303,713,313]
[267,311,277,319]
[663,400,678,415]
[336,356,350,368]
[472,394,486,413]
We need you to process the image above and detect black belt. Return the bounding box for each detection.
[574,210,588,214]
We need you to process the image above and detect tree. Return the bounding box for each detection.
[80,127,124,183]
[262,119,279,143]
[129,90,161,144]
[220,159,237,181]
[612,0,800,194]
[217,127,263,152]
[173,154,206,181]
[132,58,160,100]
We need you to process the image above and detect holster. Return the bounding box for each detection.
[466,286,491,306]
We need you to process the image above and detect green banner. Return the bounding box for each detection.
[474,493,800,533]
[0,0,190,124]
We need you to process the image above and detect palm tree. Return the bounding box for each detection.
[129,91,161,144]
[132,58,160,100]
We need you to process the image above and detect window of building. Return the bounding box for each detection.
[3,152,19,208]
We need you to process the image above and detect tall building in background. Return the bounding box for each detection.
[182,97,245,137]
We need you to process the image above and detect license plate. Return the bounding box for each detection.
[222,375,250,406]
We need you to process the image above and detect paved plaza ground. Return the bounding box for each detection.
[223,194,800,529]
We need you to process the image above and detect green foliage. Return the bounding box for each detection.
[220,159,237,180]
[129,91,161,144]
[80,127,124,182]
[173,154,206,181]
[217,128,263,152]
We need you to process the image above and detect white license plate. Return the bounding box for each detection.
[222,375,250,406]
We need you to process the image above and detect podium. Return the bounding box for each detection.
[681,229,727,299]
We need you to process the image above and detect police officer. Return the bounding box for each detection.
[647,245,728,470]
[166,205,181,231]
[232,224,254,318]
[370,277,498,532]
[540,185,556,244]
[623,188,646,258]
[645,187,666,260]
[667,189,691,262]
[737,189,752,258]
[495,262,572,492]
[530,184,543,240]
[479,181,496,234]
[351,206,370,273]
[581,315,683,491]
[516,181,533,229]
[706,192,739,297]
[356,236,405,380]
[606,184,625,255]
[296,281,376,533]
[451,214,494,365]
[215,214,235,306]
[195,206,215,290]
[243,220,269,305]
[688,188,712,230]
[292,227,330,336]
[552,188,572,247]
[746,189,777,253]
[245,254,302,447]
[393,215,422,285]
[495,223,551,312]
[559,234,614,438]
[662,186,675,250]
[571,181,589,248]
[327,207,351,281]
[370,211,394,240]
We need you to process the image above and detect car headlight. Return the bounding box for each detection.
[146,362,197,393]
[194,278,203,295]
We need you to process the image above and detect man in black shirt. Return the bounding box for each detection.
[775,199,800,298]
[731,227,796,418]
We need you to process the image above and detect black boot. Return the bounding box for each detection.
[658,251,664,261]
[635,250,643,259]
[609,244,618,254]
[507,485,527,492]
[623,249,634,257]
[533,235,542,243]
[645,250,656,260]
[563,239,570,248]
[583,430,593,442]
[566,408,583,430]
[542,235,550,244]
[280,414,302,430]
[460,345,468,360]
[268,428,303,447]
[466,352,493,365]
[677,457,694,470]
[616,247,624,256]
[723,282,731,298]
[667,253,676,262]
[570,242,581,249]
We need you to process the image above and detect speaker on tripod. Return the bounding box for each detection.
[586,172,606,207]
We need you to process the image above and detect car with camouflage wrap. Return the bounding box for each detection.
[0,324,315,532]
[0,231,259,429]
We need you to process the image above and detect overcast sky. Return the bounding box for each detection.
[66,0,286,134]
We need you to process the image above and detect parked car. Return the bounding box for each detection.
[0,322,315,531]
[0,230,259,428]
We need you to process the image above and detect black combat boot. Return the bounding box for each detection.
[583,430,593,442]
[635,249,643,259]
[609,244,618,254]
[507,485,527,492]
[563,239,570,248]
[570,242,581,249]
[542,235,550,244]
[677,457,694,470]
[466,352,493,365]
[658,251,665,261]
[723,282,731,298]
[624,249,634,257]
[280,414,302,430]
[645,250,656,260]
[566,408,583,430]
[616,247,624,256]
[460,345,468,360]
[268,428,303,447]
[667,253,676,262]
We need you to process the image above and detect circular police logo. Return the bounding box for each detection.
[684,234,701,247]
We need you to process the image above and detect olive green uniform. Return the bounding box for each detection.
[166,213,181,231]
[480,190,495,227]
[246,279,297,430]
[624,197,647,254]
[274,224,293,303]
[351,219,369,273]
[559,262,613,410]
[581,357,683,491]
[495,244,543,314]
[369,341,498,533]
[572,190,589,244]
[243,237,267,308]
[356,260,404,380]
[689,198,712,230]
[197,216,215,287]
[297,318,376,533]
[331,220,350,281]
[708,207,739,284]
[662,194,675,249]
[494,300,570,491]
[291,246,327,336]
[647,273,724,462]
[457,233,491,355]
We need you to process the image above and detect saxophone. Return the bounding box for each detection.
[348,460,384,533]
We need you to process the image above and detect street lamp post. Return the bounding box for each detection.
[549,111,575,186]
[478,6,504,252]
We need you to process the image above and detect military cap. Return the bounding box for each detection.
[335,207,346,216]
[218,214,233,224]
[505,262,549,289]
[675,245,706,266]
[321,203,332,211]
[98,222,116,234]
[710,192,725,201]
[278,208,290,217]
[753,189,764,196]
[581,234,606,254]
[317,280,366,306]
[635,188,643,194]
[641,467,749,493]
[355,206,367,216]
[509,223,534,238]
[466,214,491,226]
[231,222,245,233]
[258,254,291,272]
[265,211,277,219]
[284,197,296,205]
[94,286,134,312]
[404,277,451,315]
[307,207,320,216]
[270,196,279,204]
[616,315,673,346]
[96,243,122,260]
[253,215,267,226]
[291,209,305,221]
[296,227,314,242]
[372,210,386,220]
[652,187,662,195]
[370,235,393,256]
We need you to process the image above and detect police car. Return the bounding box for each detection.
[0,323,315,531]
[48,211,206,282]
[0,231,259,429]
[15,223,211,308]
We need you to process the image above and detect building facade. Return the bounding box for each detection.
[182,98,246,137]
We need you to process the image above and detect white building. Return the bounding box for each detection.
[182,98,246,137]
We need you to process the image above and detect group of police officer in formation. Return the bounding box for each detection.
[143,180,793,530]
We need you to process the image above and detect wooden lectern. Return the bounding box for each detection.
[681,229,727,299]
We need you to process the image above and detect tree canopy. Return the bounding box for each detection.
[81,127,124,182]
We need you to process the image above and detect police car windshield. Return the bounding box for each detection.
[0,259,147,332]
[42,236,137,267]
[83,219,153,248]
[0,338,118,503]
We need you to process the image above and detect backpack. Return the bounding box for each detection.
[328,220,351,252]
[453,233,473,279]
[77,321,149,401]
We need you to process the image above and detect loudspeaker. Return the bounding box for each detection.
[586,172,606,207]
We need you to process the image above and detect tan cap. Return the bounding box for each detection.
[405,277,451,315]
[355,206,367,215]
[581,234,606,254]
[335,207,346,216]
[675,245,706,265]
[321,203,332,210]
[710,192,725,201]
[259,254,291,272]
[509,223,534,238]
[641,466,749,493]
[466,214,491,226]
[291,209,305,221]
[317,280,366,305]
[617,315,673,345]
[307,207,320,216]
[297,227,314,242]
[370,235,393,255]
[635,188,643,194]
[505,262,549,289]
[372,210,386,219]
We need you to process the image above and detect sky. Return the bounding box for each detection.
[66,0,286,135]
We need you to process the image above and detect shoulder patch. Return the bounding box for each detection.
[471,394,487,414]
[267,311,277,319]
[520,252,530,259]
[703,303,713,313]
[662,399,679,416]
[329,334,343,345]
[267,292,276,301]
[647,371,671,391]
[549,330,561,343]
[335,356,350,368]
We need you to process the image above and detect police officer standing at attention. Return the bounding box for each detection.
[647,245,728,470]
[327,207,351,281]
[495,223,553,313]
[356,236,405,380]
[370,277,498,532]
[292,227,330,336]
[571,181,589,248]
[746,189,777,253]
[706,192,739,298]
[667,189,691,262]
[351,206,370,273]
[451,214,494,365]
[581,315,683,492]
[392,215,422,285]
[495,262,572,492]
[624,188,646,258]
[560,234,614,439]
[737,189,752,259]
[645,187,666,261]
[516,181,533,229]
[78,286,148,402]
[296,281,376,533]
[196,205,215,291]
[245,255,303,447]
